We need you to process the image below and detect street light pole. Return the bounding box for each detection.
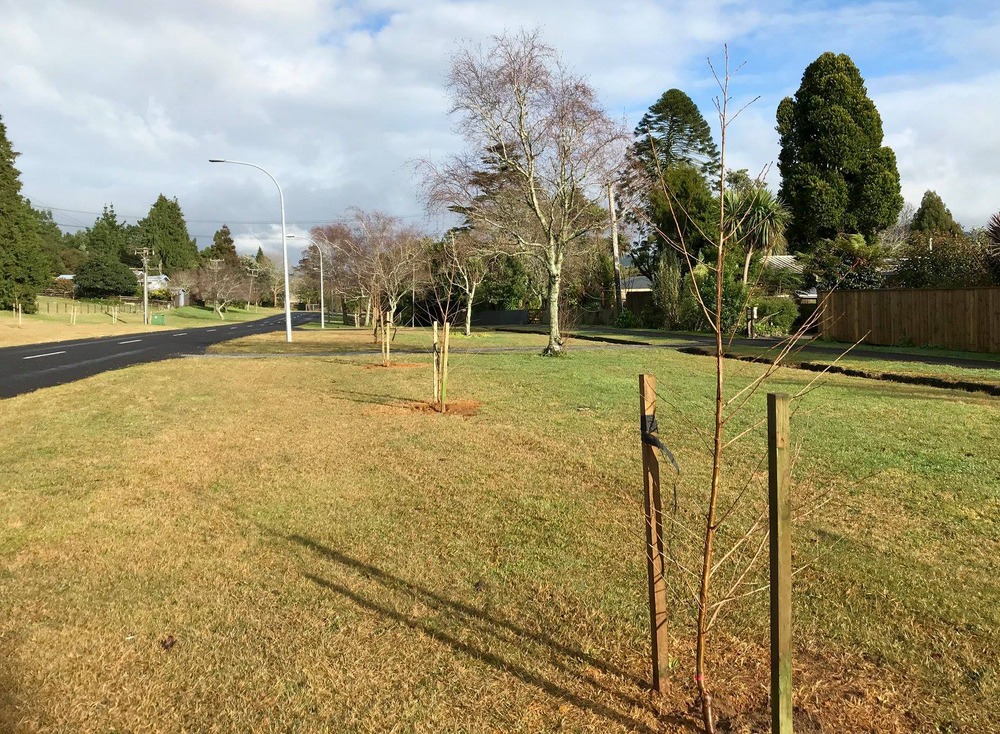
[209,158,293,343]
[318,245,325,330]
[288,234,325,329]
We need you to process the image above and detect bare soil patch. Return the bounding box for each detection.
[364,362,423,370]
[408,399,482,417]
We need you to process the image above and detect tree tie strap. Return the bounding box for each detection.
[640,414,680,474]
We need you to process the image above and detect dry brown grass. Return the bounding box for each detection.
[0,300,281,347]
[1,336,997,732]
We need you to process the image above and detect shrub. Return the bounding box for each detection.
[650,253,682,328]
[756,262,804,296]
[891,233,993,288]
[48,278,76,298]
[74,256,139,298]
[750,295,798,336]
[614,308,641,328]
[677,268,748,334]
[802,234,886,291]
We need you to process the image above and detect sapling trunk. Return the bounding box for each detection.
[464,284,475,336]
[432,321,440,404]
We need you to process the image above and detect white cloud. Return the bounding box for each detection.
[1,0,998,270]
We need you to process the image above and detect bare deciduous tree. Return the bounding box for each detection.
[441,231,497,336]
[636,51,838,734]
[423,28,627,355]
[877,201,916,253]
[199,259,246,319]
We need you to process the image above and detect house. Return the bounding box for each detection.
[131,270,171,293]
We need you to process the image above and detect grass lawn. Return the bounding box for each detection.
[711,342,1000,391]
[1,333,997,732]
[209,325,580,355]
[0,297,282,348]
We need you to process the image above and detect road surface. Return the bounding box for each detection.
[0,312,317,399]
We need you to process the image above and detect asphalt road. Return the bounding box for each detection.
[0,312,317,399]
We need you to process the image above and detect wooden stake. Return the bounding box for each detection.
[639,374,670,691]
[441,322,450,413]
[768,393,793,734]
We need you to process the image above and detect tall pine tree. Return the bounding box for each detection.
[630,89,720,275]
[136,194,198,272]
[86,205,129,261]
[777,52,903,252]
[910,190,963,235]
[0,114,49,310]
[633,89,721,180]
[202,224,239,264]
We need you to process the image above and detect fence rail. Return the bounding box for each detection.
[819,287,1000,353]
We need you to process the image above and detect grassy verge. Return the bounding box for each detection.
[1,339,997,732]
[711,343,1000,391]
[209,326,559,355]
[810,338,1000,364]
[0,297,282,347]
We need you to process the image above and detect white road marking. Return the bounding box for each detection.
[208,329,216,332]
[23,350,67,360]
[173,332,188,337]
[118,339,142,344]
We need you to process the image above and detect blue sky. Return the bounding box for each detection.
[1,0,997,259]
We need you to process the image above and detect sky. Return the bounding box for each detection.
[2,0,998,262]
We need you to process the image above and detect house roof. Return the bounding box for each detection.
[762,254,804,274]
[623,275,652,291]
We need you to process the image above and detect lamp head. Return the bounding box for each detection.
[208,158,226,163]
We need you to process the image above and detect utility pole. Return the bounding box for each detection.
[208,258,223,317]
[608,183,624,318]
[134,247,152,325]
[245,261,261,313]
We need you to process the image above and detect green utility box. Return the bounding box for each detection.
[151,313,166,326]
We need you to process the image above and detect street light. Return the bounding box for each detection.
[287,234,325,330]
[208,158,293,343]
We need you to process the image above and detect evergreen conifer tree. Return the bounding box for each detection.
[910,190,963,235]
[0,114,49,310]
[777,52,903,251]
[136,194,198,272]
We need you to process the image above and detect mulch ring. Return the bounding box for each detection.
[364,362,423,370]
[407,399,482,417]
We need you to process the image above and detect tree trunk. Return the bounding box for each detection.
[464,283,476,336]
[742,246,754,284]
[544,269,562,355]
[608,183,624,317]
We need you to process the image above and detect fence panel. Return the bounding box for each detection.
[819,287,1000,353]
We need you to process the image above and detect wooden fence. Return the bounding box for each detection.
[818,287,1000,353]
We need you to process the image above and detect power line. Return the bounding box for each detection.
[35,202,428,225]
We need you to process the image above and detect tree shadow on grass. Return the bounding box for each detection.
[288,533,697,733]
[326,388,418,406]
[0,640,29,734]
